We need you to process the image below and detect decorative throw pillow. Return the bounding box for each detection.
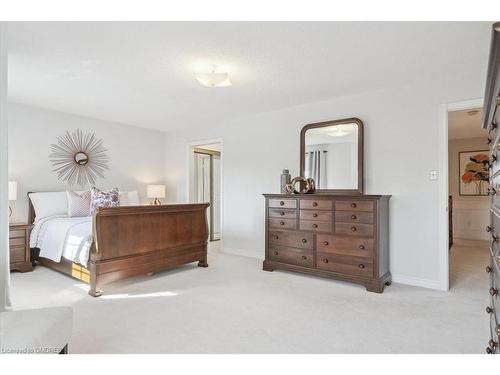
[90,187,119,212]
[67,190,91,217]
[118,190,140,206]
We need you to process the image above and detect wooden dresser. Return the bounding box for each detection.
[263,193,391,293]
[483,22,500,354]
[9,223,33,273]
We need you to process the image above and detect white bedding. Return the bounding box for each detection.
[30,215,93,267]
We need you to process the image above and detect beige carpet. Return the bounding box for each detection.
[9,240,490,353]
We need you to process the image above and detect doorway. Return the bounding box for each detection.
[447,105,489,288]
[189,141,222,242]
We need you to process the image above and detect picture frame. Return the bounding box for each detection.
[459,150,490,196]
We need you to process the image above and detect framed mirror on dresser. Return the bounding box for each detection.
[263,117,391,293]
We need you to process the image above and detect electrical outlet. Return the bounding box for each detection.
[430,170,438,181]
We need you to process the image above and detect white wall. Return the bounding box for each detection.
[1,22,12,311]
[448,137,489,241]
[8,103,166,223]
[164,72,486,289]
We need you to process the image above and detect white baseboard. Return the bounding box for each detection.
[220,247,264,260]
[391,274,442,290]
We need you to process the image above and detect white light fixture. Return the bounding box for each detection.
[8,181,17,218]
[195,65,232,88]
[147,185,166,205]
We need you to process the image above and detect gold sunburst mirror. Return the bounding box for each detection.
[49,129,109,186]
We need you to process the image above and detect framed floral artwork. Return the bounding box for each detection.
[459,150,490,196]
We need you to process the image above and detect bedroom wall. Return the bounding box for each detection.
[163,71,486,290]
[448,137,489,241]
[8,102,166,223]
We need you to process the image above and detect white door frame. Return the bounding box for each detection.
[186,138,224,240]
[438,97,483,291]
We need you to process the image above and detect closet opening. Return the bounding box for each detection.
[188,141,222,242]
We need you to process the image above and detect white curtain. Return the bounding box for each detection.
[0,22,12,312]
[305,150,327,188]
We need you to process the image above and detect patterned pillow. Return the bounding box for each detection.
[67,190,91,217]
[90,187,119,212]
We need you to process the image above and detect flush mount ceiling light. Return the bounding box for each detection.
[467,109,480,116]
[195,65,232,88]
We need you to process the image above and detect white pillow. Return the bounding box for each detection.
[66,190,91,217]
[29,192,68,221]
[119,191,140,206]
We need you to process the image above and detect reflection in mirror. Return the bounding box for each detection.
[304,123,358,190]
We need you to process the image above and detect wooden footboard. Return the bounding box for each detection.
[29,200,209,297]
[88,204,210,296]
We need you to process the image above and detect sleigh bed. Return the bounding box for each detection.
[28,194,209,297]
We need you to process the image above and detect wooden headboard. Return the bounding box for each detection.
[27,192,36,225]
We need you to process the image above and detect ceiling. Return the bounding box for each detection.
[448,108,487,140]
[8,22,491,132]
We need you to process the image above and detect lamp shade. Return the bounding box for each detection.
[8,181,17,201]
[146,185,165,199]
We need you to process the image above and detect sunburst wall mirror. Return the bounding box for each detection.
[49,129,110,186]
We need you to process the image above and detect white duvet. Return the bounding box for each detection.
[30,215,93,267]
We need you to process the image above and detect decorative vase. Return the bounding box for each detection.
[280,169,291,194]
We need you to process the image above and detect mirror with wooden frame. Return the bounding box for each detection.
[300,118,364,194]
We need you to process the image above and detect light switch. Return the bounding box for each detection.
[430,170,438,181]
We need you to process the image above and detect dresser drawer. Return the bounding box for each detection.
[336,200,374,212]
[300,210,332,221]
[335,211,374,224]
[335,223,374,237]
[269,198,297,209]
[317,253,374,277]
[269,218,297,230]
[10,246,26,263]
[269,230,313,249]
[269,208,297,219]
[299,199,333,210]
[299,220,332,232]
[9,236,26,247]
[317,234,374,257]
[268,245,313,267]
[9,229,26,239]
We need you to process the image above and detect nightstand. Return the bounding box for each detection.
[9,223,33,272]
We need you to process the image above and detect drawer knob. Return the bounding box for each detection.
[313,202,318,207]
[487,306,494,314]
[280,201,285,206]
[486,266,493,273]
[495,325,500,336]
[273,235,279,240]
[492,154,498,163]
[302,239,307,244]
[493,235,499,243]
[487,226,493,233]
[313,213,318,218]
[273,250,278,255]
[302,255,307,260]
[280,211,285,216]
[322,258,329,263]
[358,264,365,269]
[351,203,357,208]
[359,245,365,250]
[323,241,329,246]
[488,137,493,145]
[280,221,285,226]
[351,215,357,220]
[489,188,497,196]
[312,224,318,228]
[490,287,498,296]
[486,347,494,354]
[351,226,357,232]
[489,339,498,348]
